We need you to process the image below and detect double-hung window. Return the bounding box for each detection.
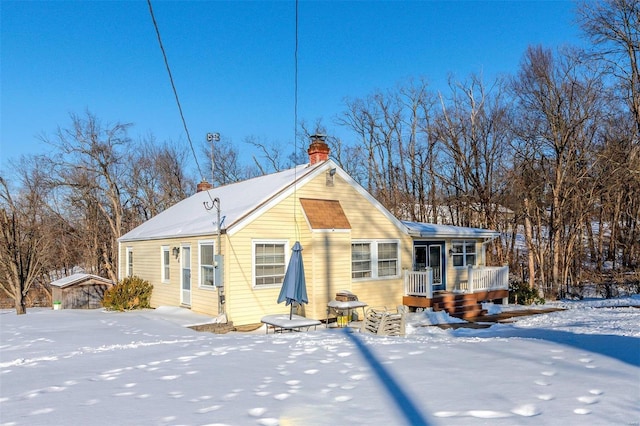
[351,240,399,280]
[161,246,170,282]
[451,240,476,267]
[199,241,215,288]
[377,242,399,277]
[254,241,288,287]
[352,243,372,279]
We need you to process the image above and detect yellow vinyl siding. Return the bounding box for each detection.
[306,174,412,311]
[305,232,352,319]
[119,237,223,315]
[444,239,482,292]
[225,195,308,325]
[120,164,423,326]
[224,171,411,325]
[119,238,180,308]
[183,239,222,316]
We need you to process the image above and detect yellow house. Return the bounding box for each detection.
[118,136,508,325]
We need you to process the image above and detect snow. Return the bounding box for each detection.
[402,221,500,239]
[1,299,639,425]
[119,163,315,242]
[49,273,113,288]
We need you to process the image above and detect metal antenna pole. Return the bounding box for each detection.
[206,132,220,184]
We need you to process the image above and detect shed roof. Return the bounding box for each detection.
[50,273,114,288]
[402,221,500,239]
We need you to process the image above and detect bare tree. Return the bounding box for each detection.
[578,0,640,133]
[42,111,133,282]
[511,46,606,298]
[577,0,640,275]
[246,136,292,174]
[202,138,264,186]
[433,75,512,234]
[338,79,441,220]
[0,175,50,314]
[129,138,194,221]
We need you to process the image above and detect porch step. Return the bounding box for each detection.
[431,293,484,320]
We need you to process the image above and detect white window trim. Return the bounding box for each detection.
[451,240,477,268]
[198,240,216,289]
[252,239,289,289]
[161,246,170,283]
[126,247,134,277]
[351,239,401,281]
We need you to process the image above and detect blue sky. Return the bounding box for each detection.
[1,1,584,175]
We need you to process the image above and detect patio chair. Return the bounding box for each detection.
[361,306,407,337]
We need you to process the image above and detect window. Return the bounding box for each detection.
[378,242,399,277]
[254,241,287,287]
[126,247,134,277]
[352,243,371,279]
[199,241,215,288]
[352,240,399,279]
[451,240,476,267]
[161,246,170,282]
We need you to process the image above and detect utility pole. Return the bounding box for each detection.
[204,132,224,317]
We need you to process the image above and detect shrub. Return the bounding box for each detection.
[102,276,153,311]
[509,281,545,305]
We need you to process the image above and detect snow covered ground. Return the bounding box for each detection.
[1,298,639,426]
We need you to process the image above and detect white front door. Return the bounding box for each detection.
[181,246,191,306]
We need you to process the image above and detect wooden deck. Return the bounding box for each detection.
[403,289,509,319]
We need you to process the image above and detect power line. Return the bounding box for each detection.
[147,0,205,181]
[293,0,300,241]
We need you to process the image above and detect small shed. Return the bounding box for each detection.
[50,273,114,309]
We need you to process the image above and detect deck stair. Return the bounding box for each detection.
[431,292,486,320]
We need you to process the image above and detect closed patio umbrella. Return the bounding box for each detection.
[277,241,308,319]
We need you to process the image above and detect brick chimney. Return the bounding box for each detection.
[307,134,330,165]
[196,180,213,193]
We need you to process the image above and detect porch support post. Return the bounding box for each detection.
[403,269,408,295]
[467,265,474,293]
[426,267,433,299]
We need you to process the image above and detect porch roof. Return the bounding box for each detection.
[402,221,500,239]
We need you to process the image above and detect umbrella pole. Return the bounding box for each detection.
[289,304,293,320]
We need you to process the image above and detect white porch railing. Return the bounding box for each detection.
[457,266,509,293]
[404,268,434,298]
[404,265,509,297]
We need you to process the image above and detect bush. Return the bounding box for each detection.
[509,281,545,305]
[102,276,153,311]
